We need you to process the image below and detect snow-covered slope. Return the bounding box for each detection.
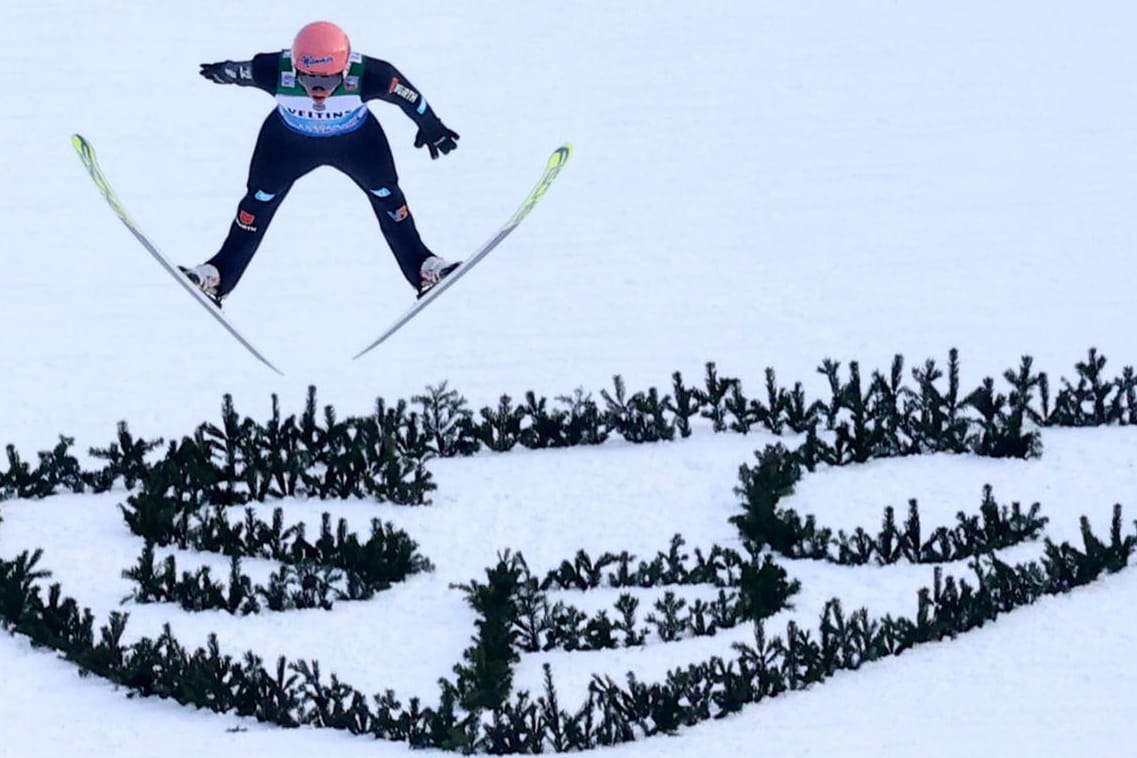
[3,2,1136,756]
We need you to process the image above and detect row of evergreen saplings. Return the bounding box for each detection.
[0,389,437,505]
[5,346,1137,506]
[417,347,1137,459]
[463,544,797,656]
[119,485,433,614]
[733,444,1051,565]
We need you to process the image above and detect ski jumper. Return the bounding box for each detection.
[206,51,446,296]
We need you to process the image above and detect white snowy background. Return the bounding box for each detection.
[3,1,1137,756]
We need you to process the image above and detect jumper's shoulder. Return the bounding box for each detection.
[358,56,400,100]
[360,55,396,77]
[250,52,284,91]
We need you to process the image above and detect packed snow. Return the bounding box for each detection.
[3,2,1136,756]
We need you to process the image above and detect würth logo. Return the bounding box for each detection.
[388,77,418,104]
[237,210,257,232]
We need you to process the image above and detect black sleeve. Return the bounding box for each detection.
[200,52,279,93]
[250,52,280,93]
[360,57,441,125]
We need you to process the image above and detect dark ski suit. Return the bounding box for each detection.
[198,52,458,296]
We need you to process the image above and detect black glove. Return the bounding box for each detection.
[199,61,251,85]
[414,121,460,159]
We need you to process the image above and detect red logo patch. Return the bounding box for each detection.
[238,210,256,226]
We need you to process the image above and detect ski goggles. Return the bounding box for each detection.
[297,71,343,92]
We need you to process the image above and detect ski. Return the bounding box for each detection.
[353,144,573,360]
[70,134,284,375]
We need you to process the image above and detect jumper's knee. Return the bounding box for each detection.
[368,185,410,223]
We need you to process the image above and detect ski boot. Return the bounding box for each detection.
[178,263,224,308]
[418,256,461,298]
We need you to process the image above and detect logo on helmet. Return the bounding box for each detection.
[301,55,335,68]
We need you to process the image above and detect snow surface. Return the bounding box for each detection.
[3,1,1137,756]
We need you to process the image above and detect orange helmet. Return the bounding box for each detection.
[292,21,351,75]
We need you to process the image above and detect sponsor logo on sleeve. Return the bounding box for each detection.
[237,210,257,232]
[388,77,419,104]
